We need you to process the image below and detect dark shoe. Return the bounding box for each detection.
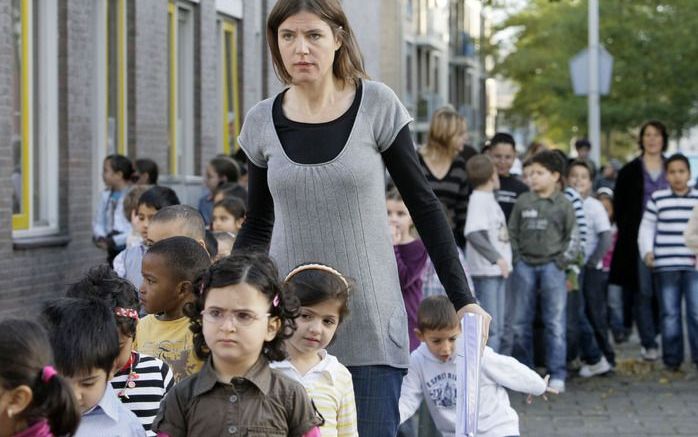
[613,331,627,344]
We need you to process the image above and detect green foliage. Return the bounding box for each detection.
[487,0,698,159]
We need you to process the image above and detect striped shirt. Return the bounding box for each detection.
[564,187,588,247]
[270,351,358,437]
[111,352,175,436]
[638,188,698,271]
[418,153,470,248]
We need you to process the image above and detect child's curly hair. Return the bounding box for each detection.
[185,252,300,362]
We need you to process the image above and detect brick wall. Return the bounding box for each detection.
[0,0,104,318]
[131,0,168,169]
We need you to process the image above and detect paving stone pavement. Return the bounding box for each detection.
[511,339,698,436]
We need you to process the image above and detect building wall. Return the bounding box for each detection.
[0,0,103,318]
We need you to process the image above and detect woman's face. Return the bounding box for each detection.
[642,125,664,155]
[278,11,341,86]
[450,131,468,153]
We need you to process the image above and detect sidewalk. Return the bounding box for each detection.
[513,337,698,436]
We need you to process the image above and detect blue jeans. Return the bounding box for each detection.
[511,260,567,380]
[636,256,659,349]
[579,267,615,366]
[473,276,506,352]
[656,270,698,368]
[607,283,625,335]
[348,365,405,437]
[499,275,516,355]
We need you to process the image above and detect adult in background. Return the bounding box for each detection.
[487,132,529,222]
[609,120,668,361]
[574,138,597,177]
[233,1,489,435]
[418,106,471,249]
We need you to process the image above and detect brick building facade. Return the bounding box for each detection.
[0,0,493,316]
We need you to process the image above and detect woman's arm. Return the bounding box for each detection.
[232,161,275,252]
[382,126,476,308]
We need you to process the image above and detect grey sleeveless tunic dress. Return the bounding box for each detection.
[238,80,413,368]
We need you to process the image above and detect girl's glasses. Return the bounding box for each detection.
[200,309,270,326]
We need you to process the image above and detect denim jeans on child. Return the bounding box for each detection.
[607,283,625,336]
[473,276,506,353]
[655,270,698,368]
[499,276,516,356]
[348,365,405,437]
[579,267,616,366]
[511,260,568,380]
[635,256,659,350]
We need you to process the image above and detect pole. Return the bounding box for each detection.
[588,0,601,166]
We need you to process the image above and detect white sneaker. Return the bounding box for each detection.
[641,347,659,361]
[579,356,611,378]
[548,378,565,393]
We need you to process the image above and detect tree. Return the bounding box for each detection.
[487,0,698,159]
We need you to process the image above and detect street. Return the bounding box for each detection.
[514,337,698,436]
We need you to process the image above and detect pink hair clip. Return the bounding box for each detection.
[114,307,139,320]
[199,282,206,295]
[41,366,58,383]
[272,294,280,308]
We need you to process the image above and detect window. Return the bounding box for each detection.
[11,0,59,235]
[168,1,195,176]
[219,18,240,154]
[106,0,127,156]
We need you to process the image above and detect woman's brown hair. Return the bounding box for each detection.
[423,106,468,159]
[267,0,368,85]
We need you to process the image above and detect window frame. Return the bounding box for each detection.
[105,0,128,156]
[12,0,59,237]
[219,18,240,155]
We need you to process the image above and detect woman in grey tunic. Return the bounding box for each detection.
[234,1,490,435]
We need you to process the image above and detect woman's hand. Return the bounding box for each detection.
[457,303,492,349]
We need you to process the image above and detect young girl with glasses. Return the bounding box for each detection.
[152,252,322,437]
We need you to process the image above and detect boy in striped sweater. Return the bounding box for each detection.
[639,153,698,371]
[66,265,174,436]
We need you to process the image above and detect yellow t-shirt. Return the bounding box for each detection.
[134,315,203,382]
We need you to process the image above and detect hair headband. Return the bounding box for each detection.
[41,366,57,383]
[114,307,139,320]
[284,264,349,288]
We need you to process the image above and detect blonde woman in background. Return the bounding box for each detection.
[418,107,471,249]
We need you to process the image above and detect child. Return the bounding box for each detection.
[508,150,575,393]
[198,156,240,225]
[39,298,145,436]
[597,187,626,343]
[270,263,359,436]
[122,185,152,248]
[486,132,529,222]
[211,197,246,234]
[567,160,615,377]
[93,154,133,265]
[465,155,512,353]
[398,296,555,437]
[387,188,428,352]
[639,153,698,371]
[114,186,181,290]
[213,231,236,261]
[152,253,322,436]
[66,265,175,436]
[0,318,80,437]
[143,205,206,249]
[133,158,159,185]
[135,236,211,381]
[212,181,248,207]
